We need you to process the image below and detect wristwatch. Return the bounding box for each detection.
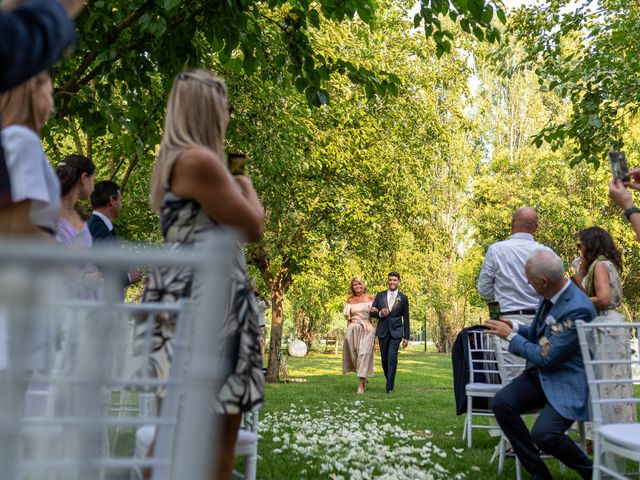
[623,206,640,222]
[506,332,517,342]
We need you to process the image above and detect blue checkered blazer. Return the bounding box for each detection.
[509,281,596,421]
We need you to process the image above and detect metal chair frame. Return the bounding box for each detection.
[577,320,640,480]
[462,329,502,448]
[0,235,235,480]
[233,410,260,480]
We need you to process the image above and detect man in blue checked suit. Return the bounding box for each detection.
[485,249,596,480]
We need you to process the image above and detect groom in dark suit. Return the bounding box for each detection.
[370,272,410,394]
[88,180,141,287]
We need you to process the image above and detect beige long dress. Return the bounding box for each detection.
[342,302,375,377]
[583,260,636,429]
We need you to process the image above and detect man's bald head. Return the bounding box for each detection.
[511,207,538,234]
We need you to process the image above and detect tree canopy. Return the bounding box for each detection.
[504,0,640,166]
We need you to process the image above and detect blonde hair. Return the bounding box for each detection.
[348,276,367,297]
[0,71,50,132]
[150,69,229,211]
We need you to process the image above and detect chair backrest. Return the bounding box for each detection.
[466,329,501,385]
[576,319,640,430]
[0,234,235,480]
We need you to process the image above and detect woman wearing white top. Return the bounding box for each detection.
[0,71,59,237]
[0,71,60,420]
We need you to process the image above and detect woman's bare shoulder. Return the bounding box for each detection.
[173,147,226,184]
[179,146,223,168]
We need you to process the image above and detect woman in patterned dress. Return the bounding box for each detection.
[342,277,376,394]
[574,227,636,429]
[144,69,264,480]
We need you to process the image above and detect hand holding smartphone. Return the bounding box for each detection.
[608,151,630,183]
[227,152,247,176]
[487,301,501,320]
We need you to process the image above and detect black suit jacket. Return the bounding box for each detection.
[370,290,410,339]
[1,0,77,206]
[88,214,116,243]
[88,214,130,287]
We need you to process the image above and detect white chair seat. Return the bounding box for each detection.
[235,429,258,456]
[599,423,640,450]
[466,383,502,394]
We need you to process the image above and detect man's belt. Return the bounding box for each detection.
[501,309,536,316]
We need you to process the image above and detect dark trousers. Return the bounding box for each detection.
[378,334,401,392]
[492,368,593,480]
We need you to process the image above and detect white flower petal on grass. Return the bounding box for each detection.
[261,401,458,479]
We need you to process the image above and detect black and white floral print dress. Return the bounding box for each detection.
[133,160,264,415]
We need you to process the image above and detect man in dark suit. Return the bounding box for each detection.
[1,0,83,211]
[485,249,595,480]
[88,180,141,285]
[370,272,410,394]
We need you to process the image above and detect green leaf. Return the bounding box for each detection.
[243,51,257,75]
[414,13,422,29]
[295,77,307,93]
[496,7,506,24]
[273,54,286,67]
[481,6,493,24]
[472,25,485,41]
[163,0,181,11]
[460,19,471,34]
[308,9,320,29]
[357,4,373,23]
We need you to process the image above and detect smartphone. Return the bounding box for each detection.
[608,151,629,182]
[487,301,501,320]
[227,152,246,176]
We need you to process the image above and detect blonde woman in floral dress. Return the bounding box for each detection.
[342,277,375,394]
[574,227,636,430]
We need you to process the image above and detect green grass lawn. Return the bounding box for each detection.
[257,347,585,479]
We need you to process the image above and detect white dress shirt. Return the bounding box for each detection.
[477,232,551,312]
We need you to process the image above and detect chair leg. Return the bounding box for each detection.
[244,452,257,480]
[467,396,473,448]
[462,416,467,442]
[515,455,522,480]
[593,433,602,480]
[497,436,506,473]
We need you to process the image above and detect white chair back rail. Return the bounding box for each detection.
[463,330,502,448]
[0,235,235,480]
[576,320,640,480]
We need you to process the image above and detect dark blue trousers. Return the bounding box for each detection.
[378,334,401,392]
[492,368,592,480]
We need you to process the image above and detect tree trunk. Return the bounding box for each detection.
[265,288,284,383]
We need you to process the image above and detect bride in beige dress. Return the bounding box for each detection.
[342,277,376,394]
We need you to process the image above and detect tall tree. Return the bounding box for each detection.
[503,0,640,166]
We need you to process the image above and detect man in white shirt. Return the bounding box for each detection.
[477,207,551,382]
